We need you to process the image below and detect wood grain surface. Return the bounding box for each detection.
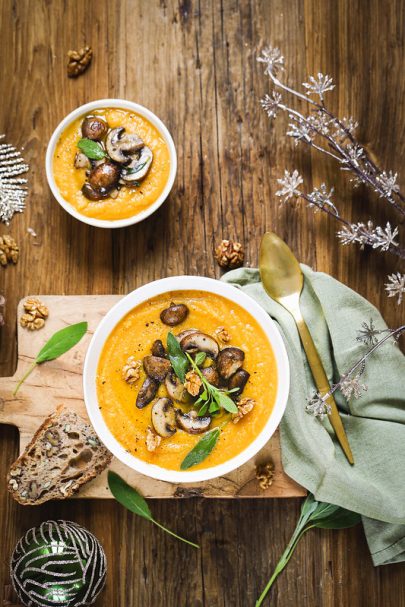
[1,0,404,606]
[0,295,304,499]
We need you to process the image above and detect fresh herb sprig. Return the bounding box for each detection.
[186,353,239,415]
[180,427,220,470]
[167,331,188,382]
[13,321,88,395]
[255,493,361,606]
[77,138,106,160]
[108,471,199,548]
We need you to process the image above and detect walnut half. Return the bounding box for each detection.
[67,46,93,78]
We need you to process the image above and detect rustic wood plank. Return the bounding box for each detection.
[0,296,303,499]
[1,0,404,605]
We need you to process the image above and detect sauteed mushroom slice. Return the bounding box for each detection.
[120,146,153,184]
[180,332,219,359]
[228,368,250,395]
[74,152,91,169]
[88,161,120,191]
[106,127,144,164]
[176,328,199,342]
[151,398,177,438]
[143,356,171,382]
[136,377,159,409]
[81,182,109,201]
[160,302,189,326]
[217,347,245,379]
[176,410,212,434]
[165,372,189,403]
[151,339,166,358]
[82,116,108,141]
[201,366,220,387]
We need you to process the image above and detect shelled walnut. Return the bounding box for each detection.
[184,370,202,396]
[67,46,93,78]
[232,397,255,423]
[0,235,19,266]
[20,297,49,331]
[255,460,274,490]
[122,356,142,384]
[214,239,244,269]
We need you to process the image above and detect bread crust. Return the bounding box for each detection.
[7,405,112,505]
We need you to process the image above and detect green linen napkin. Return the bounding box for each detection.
[222,266,405,566]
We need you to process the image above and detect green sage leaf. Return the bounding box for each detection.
[108,471,199,548]
[13,321,88,395]
[77,138,106,160]
[108,471,152,520]
[255,493,361,606]
[215,391,238,413]
[180,427,220,470]
[36,321,88,363]
[194,352,207,366]
[167,332,189,382]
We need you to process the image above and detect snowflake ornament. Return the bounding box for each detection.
[302,73,335,100]
[385,273,405,305]
[275,170,303,202]
[257,46,285,75]
[305,393,331,420]
[260,92,282,119]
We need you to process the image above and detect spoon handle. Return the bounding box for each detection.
[295,315,354,465]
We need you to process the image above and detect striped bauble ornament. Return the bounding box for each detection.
[10,520,107,607]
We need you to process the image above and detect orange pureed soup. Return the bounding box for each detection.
[97,291,278,471]
[53,108,171,221]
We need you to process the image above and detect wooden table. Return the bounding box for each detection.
[1,1,404,605]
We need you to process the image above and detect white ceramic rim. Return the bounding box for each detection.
[45,98,177,228]
[83,276,290,483]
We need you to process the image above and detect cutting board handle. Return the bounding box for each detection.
[0,375,19,427]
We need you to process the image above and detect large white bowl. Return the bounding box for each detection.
[45,99,177,228]
[83,276,290,483]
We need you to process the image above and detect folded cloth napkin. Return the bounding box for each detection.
[222,266,405,566]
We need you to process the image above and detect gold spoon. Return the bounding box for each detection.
[259,231,354,465]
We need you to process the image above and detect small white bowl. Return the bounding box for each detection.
[83,276,290,483]
[45,99,177,229]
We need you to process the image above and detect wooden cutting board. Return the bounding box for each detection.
[0,296,304,499]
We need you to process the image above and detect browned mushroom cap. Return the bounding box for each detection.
[151,339,166,358]
[180,332,219,359]
[228,368,250,395]
[217,347,245,379]
[106,127,144,164]
[151,398,177,438]
[176,409,212,434]
[82,116,108,141]
[143,356,171,382]
[160,302,189,326]
[136,377,159,409]
[176,328,199,342]
[165,371,189,403]
[201,366,220,387]
[81,182,110,201]
[88,162,120,192]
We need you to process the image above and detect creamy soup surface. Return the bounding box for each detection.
[97,290,278,471]
[53,108,171,221]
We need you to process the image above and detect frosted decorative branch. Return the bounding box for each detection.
[306,325,405,419]
[275,171,405,267]
[0,134,29,224]
[257,46,405,216]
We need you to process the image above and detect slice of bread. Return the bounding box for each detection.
[7,405,112,505]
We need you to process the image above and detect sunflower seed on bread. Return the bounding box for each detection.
[7,405,112,505]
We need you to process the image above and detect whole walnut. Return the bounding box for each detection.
[214,239,244,269]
